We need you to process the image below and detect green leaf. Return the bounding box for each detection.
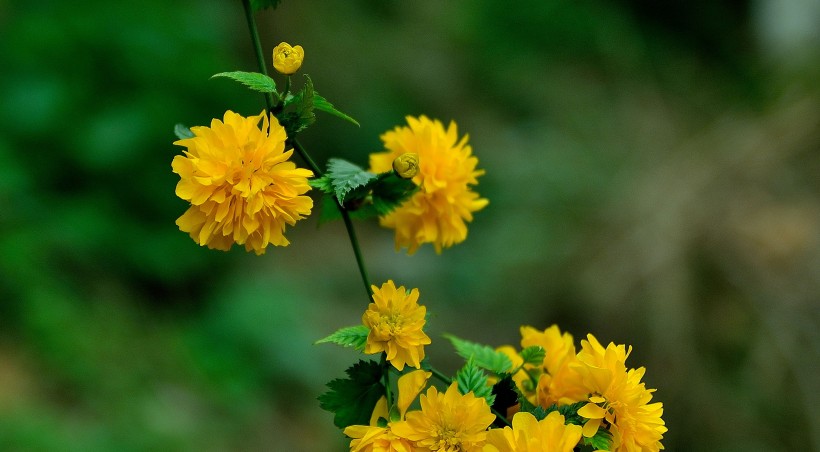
[370,173,417,216]
[278,75,315,136]
[318,360,384,429]
[455,359,495,406]
[584,428,613,451]
[173,124,194,140]
[444,334,513,374]
[326,158,377,204]
[211,71,278,94]
[315,325,369,351]
[519,346,546,366]
[309,176,334,194]
[313,93,360,126]
[251,0,282,11]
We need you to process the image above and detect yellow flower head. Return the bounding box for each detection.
[520,325,587,407]
[344,425,416,452]
[573,334,667,452]
[272,42,304,75]
[345,370,432,452]
[369,116,488,254]
[172,110,313,254]
[484,411,583,452]
[362,280,431,371]
[391,383,496,451]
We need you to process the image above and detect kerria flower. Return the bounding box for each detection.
[362,280,431,371]
[483,411,583,452]
[272,42,304,75]
[344,370,432,452]
[391,382,496,451]
[369,116,488,254]
[519,325,587,407]
[573,335,667,452]
[172,110,313,254]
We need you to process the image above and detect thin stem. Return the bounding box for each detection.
[240,1,371,302]
[241,0,275,111]
[341,204,373,299]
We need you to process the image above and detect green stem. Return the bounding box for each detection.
[241,0,275,110]
[240,1,371,302]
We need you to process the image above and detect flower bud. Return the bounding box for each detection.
[272,42,304,75]
[392,153,419,179]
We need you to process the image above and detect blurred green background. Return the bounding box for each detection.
[1,0,818,450]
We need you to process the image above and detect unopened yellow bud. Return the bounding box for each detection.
[392,153,419,179]
[272,42,304,75]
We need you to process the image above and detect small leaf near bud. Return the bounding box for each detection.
[392,153,419,179]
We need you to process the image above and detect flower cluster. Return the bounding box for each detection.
[321,284,665,451]
[171,35,668,452]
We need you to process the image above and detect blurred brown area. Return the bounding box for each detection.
[1,0,817,450]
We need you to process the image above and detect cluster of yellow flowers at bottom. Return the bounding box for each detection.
[344,370,585,452]
[172,110,313,254]
[499,325,667,452]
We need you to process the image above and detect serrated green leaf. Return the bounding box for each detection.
[444,334,513,374]
[211,71,278,94]
[313,93,360,126]
[174,124,194,140]
[251,0,282,11]
[277,75,315,136]
[326,158,377,204]
[584,427,613,451]
[315,325,369,351]
[309,176,334,194]
[318,360,384,429]
[455,359,495,406]
[519,346,546,366]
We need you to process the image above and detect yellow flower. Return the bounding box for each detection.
[392,153,419,179]
[391,382,496,451]
[362,281,431,371]
[369,116,488,254]
[573,334,667,452]
[272,42,304,75]
[483,411,583,452]
[520,325,587,407]
[344,425,416,452]
[172,110,313,254]
[345,370,432,452]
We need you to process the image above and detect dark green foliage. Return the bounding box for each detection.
[444,334,513,374]
[315,325,369,351]
[318,360,385,429]
[490,375,519,428]
[279,76,316,136]
[454,358,495,406]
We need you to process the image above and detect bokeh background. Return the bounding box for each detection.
[1,0,818,450]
